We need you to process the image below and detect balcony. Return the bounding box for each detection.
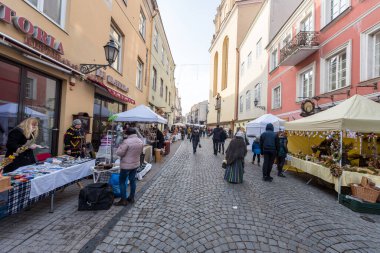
[279,31,319,66]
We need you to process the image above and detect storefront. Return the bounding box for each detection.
[0,56,61,156]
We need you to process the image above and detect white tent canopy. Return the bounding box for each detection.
[114,105,167,124]
[246,114,285,137]
[285,95,380,132]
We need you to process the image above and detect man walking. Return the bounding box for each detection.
[208,125,221,155]
[260,123,279,182]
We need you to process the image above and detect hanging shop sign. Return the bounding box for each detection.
[0,2,64,54]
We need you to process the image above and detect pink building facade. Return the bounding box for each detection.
[267,0,380,121]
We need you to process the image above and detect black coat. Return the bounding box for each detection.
[4,127,36,173]
[190,131,200,145]
[220,130,227,142]
[260,123,279,154]
[209,127,221,141]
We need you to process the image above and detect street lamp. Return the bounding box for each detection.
[254,98,266,110]
[80,40,120,74]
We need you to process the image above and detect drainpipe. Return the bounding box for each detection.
[234,47,240,133]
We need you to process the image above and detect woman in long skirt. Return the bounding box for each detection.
[224,132,247,184]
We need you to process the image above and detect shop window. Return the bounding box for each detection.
[26,0,67,28]
[110,25,123,73]
[152,67,157,91]
[136,59,144,90]
[139,10,146,39]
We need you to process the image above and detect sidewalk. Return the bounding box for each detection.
[0,140,183,253]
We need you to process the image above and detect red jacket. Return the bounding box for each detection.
[116,134,143,170]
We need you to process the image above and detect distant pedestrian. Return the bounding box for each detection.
[224,132,247,184]
[251,137,261,165]
[277,130,288,177]
[218,127,227,154]
[190,127,201,153]
[208,125,221,155]
[260,123,279,182]
[115,127,143,206]
[187,127,191,139]
[228,128,232,138]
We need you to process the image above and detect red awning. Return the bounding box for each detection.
[88,77,135,105]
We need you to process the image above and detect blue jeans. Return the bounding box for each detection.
[119,168,137,200]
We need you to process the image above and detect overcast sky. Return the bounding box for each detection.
[156,0,220,114]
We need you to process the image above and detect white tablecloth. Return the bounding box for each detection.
[29,160,95,199]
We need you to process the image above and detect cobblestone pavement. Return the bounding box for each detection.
[0,141,182,253]
[90,138,380,253]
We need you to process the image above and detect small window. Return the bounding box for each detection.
[270,48,278,71]
[301,14,313,32]
[322,0,350,27]
[161,47,165,64]
[272,85,281,109]
[152,67,157,91]
[247,52,252,69]
[26,0,67,28]
[256,38,262,58]
[165,86,168,102]
[136,59,144,90]
[299,68,313,100]
[254,83,262,105]
[139,10,146,39]
[160,79,163,97]
[240,62,245,77]
[239,96,243,113]
[110,25,123,72]
[246,90,251,111]
[327,51,347,91]
[153,26,158,51]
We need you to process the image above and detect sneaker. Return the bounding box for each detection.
[278,173,286,178]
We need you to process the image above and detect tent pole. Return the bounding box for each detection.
[338,130,343,201]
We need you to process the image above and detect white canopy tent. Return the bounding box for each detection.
[114,105,167,124]
[285,95,380,132]
[246,114,285,137]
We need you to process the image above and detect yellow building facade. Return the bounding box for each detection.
[0,0,158,155]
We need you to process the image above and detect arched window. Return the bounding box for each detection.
[246,90,251,110]
[222,36,229,90]
[239,95,243,113]
[213,52,218,97]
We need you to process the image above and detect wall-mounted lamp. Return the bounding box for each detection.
[80,40,119,74]
[254,98,266,110]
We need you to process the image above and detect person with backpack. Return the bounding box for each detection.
[251,137,261,165]
[260,123,279,182]
[277,130,288,177]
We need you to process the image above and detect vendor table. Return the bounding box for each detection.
[289,156,380,191]
[3,159,95,217]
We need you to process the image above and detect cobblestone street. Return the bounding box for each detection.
[1,138,380,253]
[91,138,380,253]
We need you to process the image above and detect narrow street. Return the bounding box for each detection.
[87,138,380,253]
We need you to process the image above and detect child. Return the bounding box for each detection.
[251,137,261,165]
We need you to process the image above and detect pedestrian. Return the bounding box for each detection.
[251,136,261,165]
[190,127,201,153]
[228,128,232,138]
[260,123,279,182]
[224,132,247,184]
[64,119,85,158]
[219,127,227,154]
[235,127,249,146]
[187,127,191,139]
[115,127,143,206]
[208,125,221,155]
[277,130,288,177]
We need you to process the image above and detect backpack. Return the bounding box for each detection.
[78,183,114,211]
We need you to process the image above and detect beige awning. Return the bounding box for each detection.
[285,95,380,132]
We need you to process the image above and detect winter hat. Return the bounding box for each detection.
[72,119,82,126]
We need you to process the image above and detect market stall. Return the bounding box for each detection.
[285,95,380,203]
[0,157,94,218]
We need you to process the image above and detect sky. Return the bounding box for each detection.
[156,0,220,115]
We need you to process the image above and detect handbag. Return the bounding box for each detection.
[78,183,114,211]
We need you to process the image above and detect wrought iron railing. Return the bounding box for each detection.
[280,31,319,64]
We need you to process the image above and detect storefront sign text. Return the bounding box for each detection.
[0,2,64,54]
[107,75,129,92]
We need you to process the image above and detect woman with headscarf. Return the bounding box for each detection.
[64,119,85,158]
[224,132,247,184]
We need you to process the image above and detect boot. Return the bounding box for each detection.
[114,199,128,206]
[126,197,135,204]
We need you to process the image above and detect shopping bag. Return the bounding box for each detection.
[108,173,129,198]
[78,183,114,211]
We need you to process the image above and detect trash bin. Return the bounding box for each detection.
[164,141,170,155]
[154,148,162,162]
